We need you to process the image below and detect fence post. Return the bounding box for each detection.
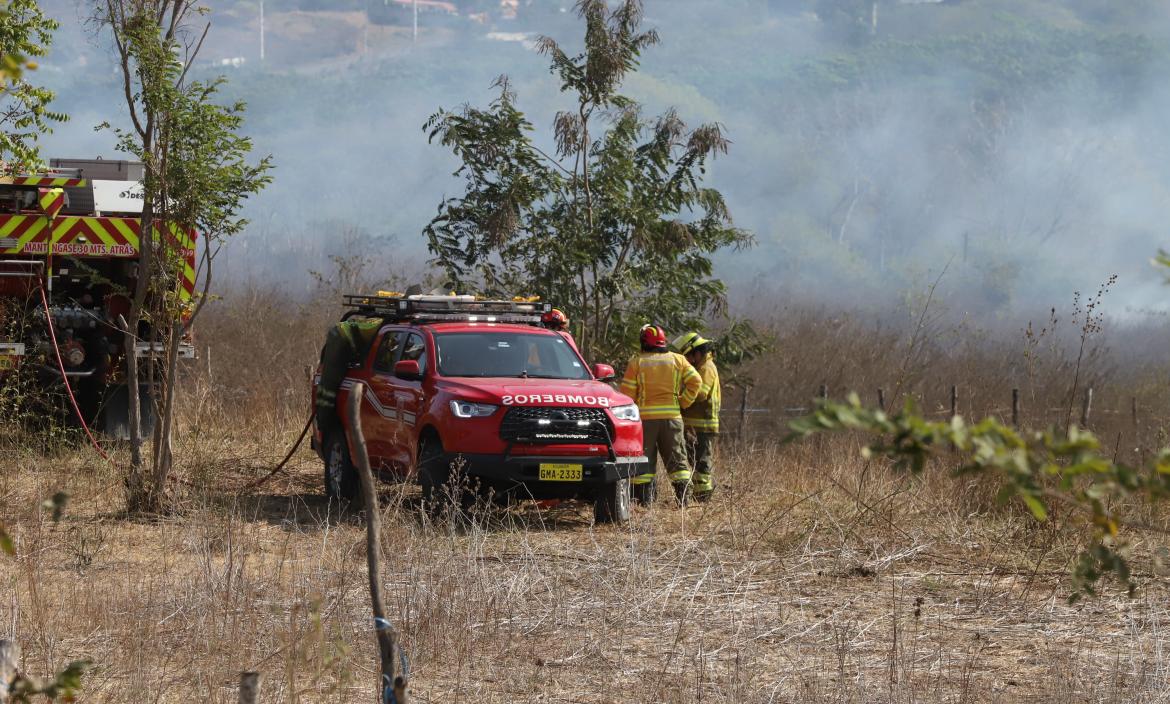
[239,672,261,704]
[347,384,408,704]
[950,385,958,420]
[0,639,19,703]
[738,386,750,442]
[1081,387,1093,427]
[1011,388,1020,429]
[1132,396,1138,429]
[877,388,885,412]
[819,384,828,401]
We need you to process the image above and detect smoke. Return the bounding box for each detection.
[28,0,1170,319]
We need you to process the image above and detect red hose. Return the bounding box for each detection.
[37,279,110,461]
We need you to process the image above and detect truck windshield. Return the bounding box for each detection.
[434,331,591,379]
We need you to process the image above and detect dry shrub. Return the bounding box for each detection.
[737,299,1170,461]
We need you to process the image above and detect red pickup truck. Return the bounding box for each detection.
[312,295,645,523]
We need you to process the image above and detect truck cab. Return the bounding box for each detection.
[313,294,644,523]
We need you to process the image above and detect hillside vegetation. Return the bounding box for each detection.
[31,0,1170,313]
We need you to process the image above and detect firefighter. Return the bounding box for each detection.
[541,308,569,331]
[672,331,721,502]
[542,307,582,357]
[315,315,382,439]
[620,324,703,506]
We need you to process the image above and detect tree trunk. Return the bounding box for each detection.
[125,190,155,512]
[152,320,183,492]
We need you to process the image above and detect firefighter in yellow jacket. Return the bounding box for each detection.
[620,324,703,506]
[673,331,721,502]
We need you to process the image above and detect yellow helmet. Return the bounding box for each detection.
[672,331,711,355]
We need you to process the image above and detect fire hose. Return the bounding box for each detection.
[239,410,315,490]
[37,276,313,489]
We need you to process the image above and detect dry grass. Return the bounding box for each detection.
[6,286,1170,701]
[4,428,1170,702]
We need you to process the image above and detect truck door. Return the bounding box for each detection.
[390,332,428,472]
[366,329,405,470]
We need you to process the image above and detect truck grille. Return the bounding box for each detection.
[499,406,613,444]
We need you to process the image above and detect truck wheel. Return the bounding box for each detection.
[324,433,360,503]
[418,435,448,514]
[594,478,631,524]
[99,384,156,441]
[418,435,473,518]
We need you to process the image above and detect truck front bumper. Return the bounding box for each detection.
[437,452,646,499]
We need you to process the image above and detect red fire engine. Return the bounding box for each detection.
[0,159,196,436]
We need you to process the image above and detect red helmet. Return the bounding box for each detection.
[640,324,667,350]
[542,308,569,330]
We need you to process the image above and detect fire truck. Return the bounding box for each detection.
[0,159,196,437]
[313,294,646,523]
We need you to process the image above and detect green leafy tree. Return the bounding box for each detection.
[424,0,752,362]
[96,0,272,512]
[0,0,68,599]
[0,0,67,171]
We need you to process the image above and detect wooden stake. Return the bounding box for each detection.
[877,388,886,412]
[347,384,408,704]
[239,672,261,704]
[1081,387,1093,427]
[1011,388,1020,429]
[0,640,20,703]
[949,385,958,420]
[737,386,749,442]
[819,384,828,401]
[1132,396,1138,429]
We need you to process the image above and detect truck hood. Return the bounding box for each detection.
[438,377,632,408]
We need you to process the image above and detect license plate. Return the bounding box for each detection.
[539,463,583,481]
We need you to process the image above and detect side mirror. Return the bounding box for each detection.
[394,359,422,380]
[592,363,616,381]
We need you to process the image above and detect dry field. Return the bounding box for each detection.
[5,289,1170,702]
[4,426,1170,703]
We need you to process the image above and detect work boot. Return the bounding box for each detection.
[632,480,657,506]
[692,473,713,503]
[672,481,691,507]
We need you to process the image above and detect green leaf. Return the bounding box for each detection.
[1019,492,1049,521]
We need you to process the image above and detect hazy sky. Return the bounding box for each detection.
[30,0,1170,319]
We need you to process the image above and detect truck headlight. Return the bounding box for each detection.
[450,400,498,418]
[612,404,640,422]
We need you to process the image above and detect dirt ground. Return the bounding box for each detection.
[3,430,1169,703]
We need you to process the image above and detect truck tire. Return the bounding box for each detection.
[418,435,473,518]
[324,433,360,503]
[418,434,447,514]
[594,478,631,524]
[99,384,156,441]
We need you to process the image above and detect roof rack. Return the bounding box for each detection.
[343,293,551,325]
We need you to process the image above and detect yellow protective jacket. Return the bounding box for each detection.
[681,353,721,433]
[619,350,702,420]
